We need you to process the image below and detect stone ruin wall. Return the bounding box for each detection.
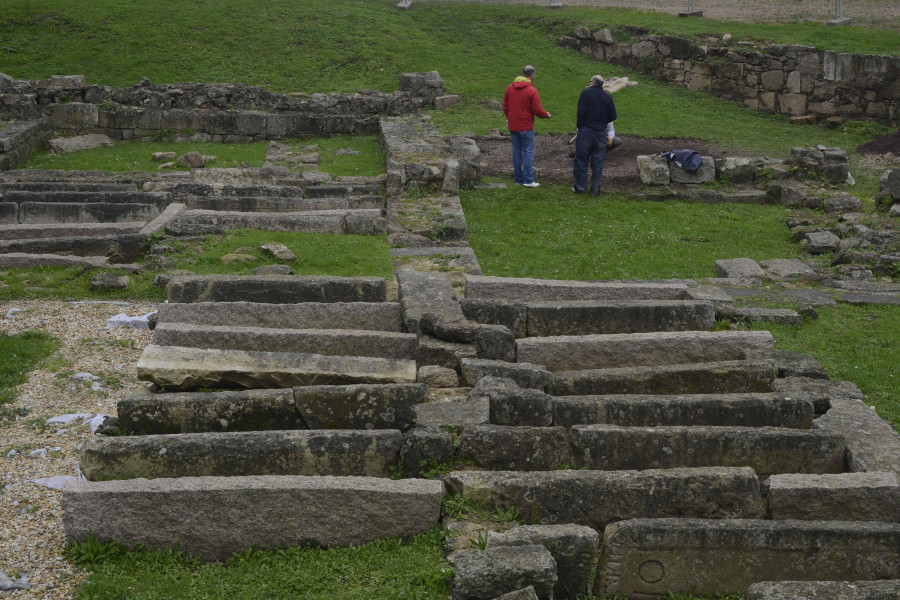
[565,28,900,125]
[0,71,446,170]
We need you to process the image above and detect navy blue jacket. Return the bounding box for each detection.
[576,86,617,131]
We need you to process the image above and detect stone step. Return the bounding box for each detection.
[80,429,403,480]
[136,345,417,390]
[465,275,690,301]
[396,269,465,333]
[0,252,109,268]
[0,169,142,183]
[0,181,138,194]
[3,190,171,207]
[518,330,773,372]
[183,195,349,212]
[0,222,144,240]
[155,301,403,332]
[767,472,900,522]
[570,425,846,478]
[162,182,306,199]
[151,322,417,360]
[456,425,572,471]
[461,299,715,337]
[165,274,386,304]
[165,208,386,235]
[0,233,147,262]
[446,467,765,531]
[62,475,444,561]
[598,519,900,598]
[747,580,900,600]
[19,202,159,224]
[551,393,813,429]
[305,184,381,198]
[550,360,778,396]
[118,384,425,434]
[0,202,15,224]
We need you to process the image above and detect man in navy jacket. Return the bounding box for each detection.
[573,75,617,195]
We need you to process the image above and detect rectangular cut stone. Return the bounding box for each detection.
[140,202,186,235]
[0,253,108,269]
[62,476,443,560]
[164,210,346,235]
[396,269,464,333]
[550,360,778,396]
[79,429,402,480]
[136,345,416,390]
[446,467,764,531]
[0,203,18,224]
[0,222,143,241]
[118,389,303,434]
[417,334,477,370]
[747,580,900,600]
[156,301,402,332]
[293,383,424,431]
[457,425,572,471]
[599,519,900,598]
[185,196,346,212]
[3,190,171,206]
[0,234,147,262]
[768,472,900,522]
[151,322,417,360]
[465,275,689,301]
[773,377,862,414]
[460,358,551,391]
[525,300,715,336]
[814,395,900,479]
[460,298,528,338]
[166,274,386,303]
[414,398,490,431]
[19,202,159,224]
[551,393,813,429]
[571,425,846,477]
[517,331,773,372]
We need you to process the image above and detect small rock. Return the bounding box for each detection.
[418,365,459,388]
[6,449,19,458]
[28,449,47,459]
[722,33,732,42]
[333,148,360,156]
[259,242,297,262]
[177,152,205,168]
[46,413,93,426]
[220,253,258,265]
[202,155,217,163]
[32,475,76,490]
[5,307,25,318]
[89,414,117,434]
[0,570,30,591]
[253,264,293,275]
[103,310,157,330]
[89,272,129,291]
[158,161,176,170]
[152,152,176,162]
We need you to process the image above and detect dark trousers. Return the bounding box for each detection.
[573,127,607,193]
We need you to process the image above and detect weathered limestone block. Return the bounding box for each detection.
[401,426,454,478]
[773,376,861,413]
[487,525,599,599]
[551,393,813,429]
[165,274,386,303]
[0,203,17,224]
[772,349,829,379]
[457,425,571,471]
[516,330,773,372]
[715,157,759,183]
[136,345,417,390]
[476,324,516,362]
[0,253,108,269]
[715,258,764,279]
[637,155,671,185]
[598,519,900,598]
[717,306,803,326]
[50,103,98,129]
[446,467,764,533]
[397,269,464,333]
[417,334,477,370]
[460,298,528,338]
[461,358,550,391]
[759,258,816,279]
[49,133,114,154]
[669,156,715,184]
[19,202,159,224]
[414,399,490,431]
[418,365,459,387]
[63,476,444,560]
[571,425,846,477]
[293,383,424,431]
[524,300,715,337]
[814,395,900,479]
[140,202,187,235]
[768,472,900,522]
[747,580,900,600]
[469,377,552,427]
[804,230,841,254]
[79,429,402,480]
[449,545,557,600]
[465,275,688,302]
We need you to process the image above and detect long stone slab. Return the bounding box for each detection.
[446,467,765,531]
[0,233,148,262]
[773,376,863,414]
[814,394,900,479]
[293,383,424,431]
[525,300,716,336]
[0,202,16,224]
[151,322,417,360]
[19,202,159,224]
[0,181,137,193]
[517,331,773,372]
[768,472,900,522]
[3,190,171,206]
[747,580,900,600]
[184,196,348,212]
[457,425,572,471]
[62,476,444,560]
[166,274,386,304]
[549,360,778,396]
[160,182,306,199]
[396,269,465,333]
[305,184,381,198]
[139,202,187,235]
[0,222,143,240]
[136,345,416,390]
[570,425,846,477]
[465,275,690,301]
[79,429,402,480]
[156,301,403,332]
[0,253,109,268]
[598,519,900,598]
[551,393,813,429]
[165,209,386,235]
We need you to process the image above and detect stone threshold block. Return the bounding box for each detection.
[19,201,160,224]
[747,580,900,600]
[549,359,778,396]
[0,253,109,269]
[446,467,764,532]
[768,472,900,522]
[456,425,572,471]
[0,222,143,240]
[165,274,387,304]
[293,383,423,431]
[814,394,900,479]
[571,425,846,478]
[598,519,900,598]
[396,269,465,333]
[518,330,773,372]
[63,475,444,561]
[524,300,716,337]
[150,322,417,360]
[465,275,690,301]
[79,429,402,480]
[136,345,417,390]
[551,393,813,429]
[449,545,557,600]
[155,301,403,332]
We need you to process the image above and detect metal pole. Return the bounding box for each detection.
[836,0,843,19]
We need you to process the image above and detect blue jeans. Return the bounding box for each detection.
[509,129,535,184]
[573,127,607,192]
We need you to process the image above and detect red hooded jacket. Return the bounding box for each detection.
[503,77,550,132]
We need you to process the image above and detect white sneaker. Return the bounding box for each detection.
[522,182,540,188]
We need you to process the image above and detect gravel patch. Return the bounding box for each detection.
[0,299,157,599]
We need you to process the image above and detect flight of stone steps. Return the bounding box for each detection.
[61,271,900,598]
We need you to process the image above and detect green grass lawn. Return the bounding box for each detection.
[0,331,58,422]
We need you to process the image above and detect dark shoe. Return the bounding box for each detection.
[590,186,602,196]
[571,186,586,194]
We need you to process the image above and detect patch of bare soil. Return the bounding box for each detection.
[857,129,900,155]
[474,134,737,189]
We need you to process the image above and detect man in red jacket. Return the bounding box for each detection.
[503,65,551,188]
